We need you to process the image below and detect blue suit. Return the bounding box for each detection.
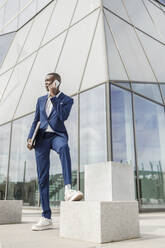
[27,92,74,219]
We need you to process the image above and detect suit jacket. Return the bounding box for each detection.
[27,91,74,142]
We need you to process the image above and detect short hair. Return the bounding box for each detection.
[47,72,61,82]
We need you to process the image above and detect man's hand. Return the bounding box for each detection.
[48,81,59,97]
[27,139,34,150]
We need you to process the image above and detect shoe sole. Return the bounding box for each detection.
[69,193,83,201]
[32,224,54,231]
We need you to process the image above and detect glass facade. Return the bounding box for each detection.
[110,84,137,200]
[134,95,165,208]
[0,123,10,200]
[7,114,38,206]
[156,0,165,6]
[103,0,165,210]
[111,85,135,167]
[80,84,107,193]
[0,0,165,211]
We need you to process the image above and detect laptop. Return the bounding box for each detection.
[30,121,41,147]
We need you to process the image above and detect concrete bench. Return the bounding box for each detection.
[85,161,135,201]
[60,201,140,243]
[0,200,22,224]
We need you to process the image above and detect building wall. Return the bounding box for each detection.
[0,0,165,210]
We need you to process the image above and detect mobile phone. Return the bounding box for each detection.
[48,79,60,91]
[54,79,60,87]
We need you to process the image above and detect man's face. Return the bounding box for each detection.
[45,75,55,91]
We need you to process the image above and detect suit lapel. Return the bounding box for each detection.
[43,94,48,118]
[43,92,65,118]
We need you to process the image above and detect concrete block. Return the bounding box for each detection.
[85,161,135,201]
[60,201,140,243]
[0,200,23,224]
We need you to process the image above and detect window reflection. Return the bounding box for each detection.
[111,81,131,89]
[0,123,11,200]
[132,82,163,103]
[134,95,165,208]
[80,84,107,193]
[111,84,135,166]
[7,114,38,206]
[160,85,165,102]
[111,84,137,199]
[156,0,165,6]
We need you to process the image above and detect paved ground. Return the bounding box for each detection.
[0,208,165,248]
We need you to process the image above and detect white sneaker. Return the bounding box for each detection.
[64,189,83,201]
[32,216,53,231]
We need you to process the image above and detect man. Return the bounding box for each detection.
[27,72,83,231]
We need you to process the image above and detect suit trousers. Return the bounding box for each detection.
[34,131,72,219]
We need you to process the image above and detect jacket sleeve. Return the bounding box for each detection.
[50,96,74,122]
[27,98,40,141]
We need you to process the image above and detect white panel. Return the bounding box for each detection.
[104,13,129,80]
[0,6,5,32]
[18,1,55,62]
[42,0,77,45]
[124,0,161,42]
[20,0,32,9]
[14,32,66,118]
[103,0,129,20]
[3,18,18,33]
[0,32,16,67]
[0,54,35,125]
[55,9,100,96]
[104,9,155,82]
[80,11,107,91]
[144,0,165,43]
[37,0,51,11]
[0,20,32,74]
[138,30,165,82]
[18,0,36,29]
[0,69,13,99]
[4,0,19,24]
[71,0,100,24]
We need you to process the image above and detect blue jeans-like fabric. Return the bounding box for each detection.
[34,132,72,219]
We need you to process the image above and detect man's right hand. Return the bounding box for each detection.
[27,139,34,150]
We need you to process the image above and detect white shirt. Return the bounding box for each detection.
[45,91,61,132]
